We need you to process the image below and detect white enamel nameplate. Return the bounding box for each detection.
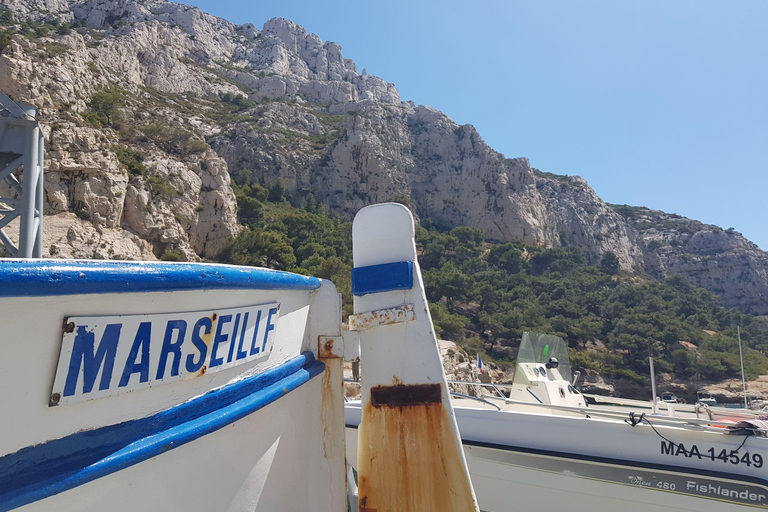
[50,303,280,406]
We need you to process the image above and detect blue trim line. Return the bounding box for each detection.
[0,260,322,297]
[0,352,325,511]
[351,261,413,296]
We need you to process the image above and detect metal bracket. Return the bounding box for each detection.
[348,304,415,332]
[318,335,344,359]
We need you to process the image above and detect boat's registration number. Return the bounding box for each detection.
[661,440,763,467]
[50,303,280,406]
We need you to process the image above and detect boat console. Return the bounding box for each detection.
[508,332,586,408]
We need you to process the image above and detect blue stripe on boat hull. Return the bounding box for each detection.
[0,260,322,297]
[0,353,324,511]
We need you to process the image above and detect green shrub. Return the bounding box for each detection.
[160,250,181,261]
[113,144,146,176]
[0,30,11,51]
[146,176,177,196]
[186,139,208,154]
[0,9,13,23]
[88,88,125,127]
[80,111,102,128]
[218,229,296,271]
[141,123,206,155]
[267,178,286,202]
[599,252,620,275]
[39,41,69,59]
[218,91,257,110]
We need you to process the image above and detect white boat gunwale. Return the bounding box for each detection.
[0,259,322,296]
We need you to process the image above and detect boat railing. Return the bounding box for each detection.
[444,380,759,431]
[449,392,502,411]
[584,393,759,420]
[501,398,751,433]
[447,380,512,401]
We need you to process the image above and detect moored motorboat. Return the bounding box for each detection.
[346,299,768,510]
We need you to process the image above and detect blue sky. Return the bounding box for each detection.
[189,0,768,250]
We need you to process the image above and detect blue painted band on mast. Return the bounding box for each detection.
[0,260,322,297]
[351,261,413,296]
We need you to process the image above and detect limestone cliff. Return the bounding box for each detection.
[0,0,766,313]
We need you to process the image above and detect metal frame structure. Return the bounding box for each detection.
[0,89,44,258]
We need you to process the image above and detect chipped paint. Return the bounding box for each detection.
[357,395,478,512]
[348,304,415,331]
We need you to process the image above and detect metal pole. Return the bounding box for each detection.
[738,326,747,408]
[649,355,658,415]
[33,127,44,257]
[17,122,39,257]
[0,93,43,258]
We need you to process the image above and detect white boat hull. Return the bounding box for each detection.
[346,402,768,511]
[0,260,347,512]
[465,442,767,512]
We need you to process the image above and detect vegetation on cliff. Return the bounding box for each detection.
[218,189,768,384]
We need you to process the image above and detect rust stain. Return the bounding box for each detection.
[62,320,75,333]
[198,364,207,376]
[320,359,335,460]
[319,336,335,359]
[201,314,216,347]
[358,389,479,512]
[370,384,441,408]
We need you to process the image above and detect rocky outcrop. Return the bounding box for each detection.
[619,207,768,314]
[0,12,241,260]
[0,0,766,313]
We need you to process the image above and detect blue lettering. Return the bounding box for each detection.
[119,322,151,387]
[249,310,263,355]
[210,315,232,368]
[63,324,122,396]
[261,307,278,351]
[156,320,187,379]
[235,312,249,360]
[186,317,211,373]
[227,313,242,363]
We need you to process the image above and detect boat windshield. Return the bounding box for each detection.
[516,332,572,383]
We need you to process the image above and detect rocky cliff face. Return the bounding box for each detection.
[0,0,766,313]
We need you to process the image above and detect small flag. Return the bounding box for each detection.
[478,354,484,374]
